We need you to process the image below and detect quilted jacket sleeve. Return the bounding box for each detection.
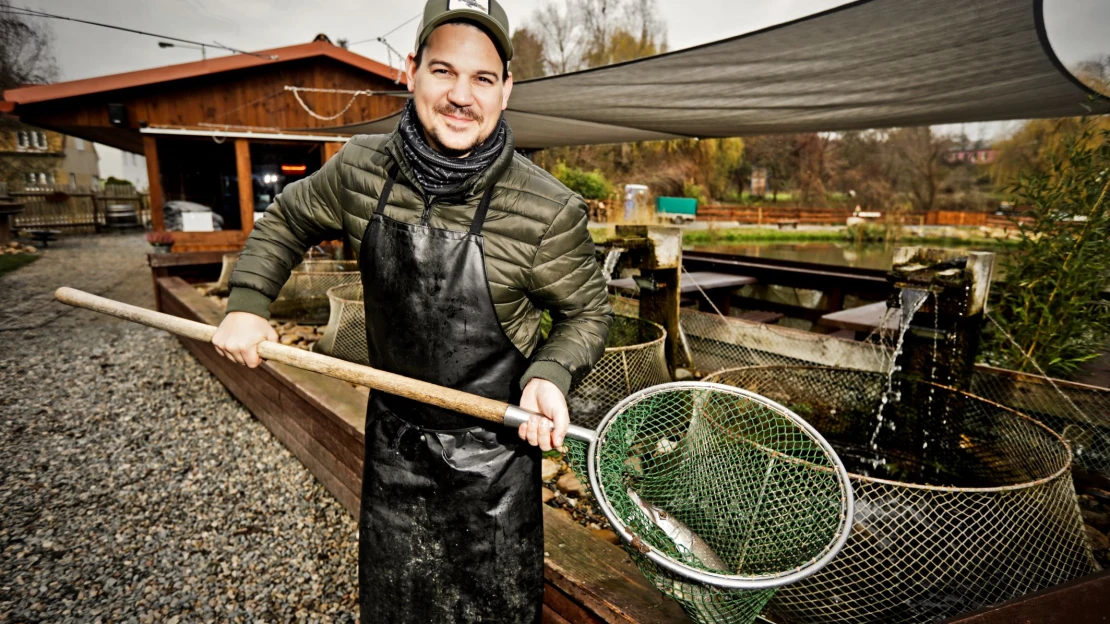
[225,146,347,319]
[519,195,614,397]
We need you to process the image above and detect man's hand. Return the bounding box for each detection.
[518,378,569,451]
[211,311,278,368]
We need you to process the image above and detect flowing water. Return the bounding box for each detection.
[602,248,624,277]
[869,289,930,448]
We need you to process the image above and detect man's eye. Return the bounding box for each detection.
[477,77,493,84]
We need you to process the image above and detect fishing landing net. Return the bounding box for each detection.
[269,260,360,325]
[568,315,671,429]
[704,366,1097,624]
[312,284,368,365]
[563,383,854,624]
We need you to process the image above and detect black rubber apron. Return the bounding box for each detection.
[357,165,543,624]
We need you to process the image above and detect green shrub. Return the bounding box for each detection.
[984,119,1110,379]
[553,163,613,200]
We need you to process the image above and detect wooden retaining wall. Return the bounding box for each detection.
[156,276,692,624]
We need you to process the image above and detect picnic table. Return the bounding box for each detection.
[609,271,757,315]
[818,300,896,339]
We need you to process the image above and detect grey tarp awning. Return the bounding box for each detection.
[320,0,1108,149]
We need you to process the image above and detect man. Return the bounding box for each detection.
[210,1,613,622]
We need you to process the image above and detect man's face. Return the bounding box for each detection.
[406,23,513,157]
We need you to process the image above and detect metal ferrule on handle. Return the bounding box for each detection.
[54,287,584,439]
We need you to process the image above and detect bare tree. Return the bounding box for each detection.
[531,2,582,74]
[0,0,58,92]
[887,127,953,212]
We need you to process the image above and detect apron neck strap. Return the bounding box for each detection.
[376,161,496,236]
[376,164,400,216]
[469,185,496,236]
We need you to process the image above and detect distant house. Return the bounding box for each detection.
[944,149,998,165]
[0,123,100,188]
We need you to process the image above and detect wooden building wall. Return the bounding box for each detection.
[17,57,406,153]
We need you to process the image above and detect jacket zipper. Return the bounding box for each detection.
[420,197,436,226]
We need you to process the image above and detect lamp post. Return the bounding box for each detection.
[157,41,207,60]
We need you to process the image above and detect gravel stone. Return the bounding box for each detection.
[1,234,359,622]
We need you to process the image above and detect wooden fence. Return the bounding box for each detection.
[0,182,151,234]
[696,205,1033,229]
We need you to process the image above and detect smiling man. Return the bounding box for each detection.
[210,1,613,622]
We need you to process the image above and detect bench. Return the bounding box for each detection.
[26,229,60,248]
[777,219,799,230]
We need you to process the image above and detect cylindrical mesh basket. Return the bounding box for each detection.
[205,252,240,296]
[702,365,1098,624]
[313,284,368,365]
[568,315,671,429]
[270,260,360,325]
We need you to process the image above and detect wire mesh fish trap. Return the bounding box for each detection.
[568,315,671,429]
[270,260,360,325]
[312,284,368,365]
[206,252,240,296]
[970,366,1110,479]
[703,365,1098,624]
[564,382,853,624]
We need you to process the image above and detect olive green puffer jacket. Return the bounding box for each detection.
[226,127,613,397]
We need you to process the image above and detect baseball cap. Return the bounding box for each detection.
[415,0,513,61]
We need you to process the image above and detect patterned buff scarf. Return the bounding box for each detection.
[397,99,508,196]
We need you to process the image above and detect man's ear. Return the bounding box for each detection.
[501,71,513,110]
[406,53,418,93]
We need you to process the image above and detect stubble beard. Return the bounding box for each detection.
[424,102,488,158]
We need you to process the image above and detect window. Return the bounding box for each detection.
[70,173,77,188]
[75,138,85,151]
[35,132,47,149]
[17,131,28,148]
[25,172,35,184]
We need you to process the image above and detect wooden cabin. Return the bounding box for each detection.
[1,36,406,251]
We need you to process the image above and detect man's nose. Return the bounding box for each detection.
[447,78,475,108]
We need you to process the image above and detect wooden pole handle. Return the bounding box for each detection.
[54,287,514,425]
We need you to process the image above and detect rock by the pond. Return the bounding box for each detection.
[556,473,584,498]
[541,487,555,504]
[1085,525,1110,552]
[541,458,561,481]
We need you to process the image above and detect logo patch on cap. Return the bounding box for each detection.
[448,0,489,14]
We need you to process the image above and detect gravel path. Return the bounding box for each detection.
[0,235,359,623]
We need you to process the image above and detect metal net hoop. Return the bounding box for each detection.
[568,315,671,429]
[313,283,368,365]
[270,260,361,324]
[583,382,853,590]
[702,365,1097,624]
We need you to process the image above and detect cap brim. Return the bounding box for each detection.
[421,10,513,60]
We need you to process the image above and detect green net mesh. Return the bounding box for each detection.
[565,383,851,624]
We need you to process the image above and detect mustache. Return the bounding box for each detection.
[434,103,483,124]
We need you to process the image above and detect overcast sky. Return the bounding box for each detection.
[23,0,1110,141]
